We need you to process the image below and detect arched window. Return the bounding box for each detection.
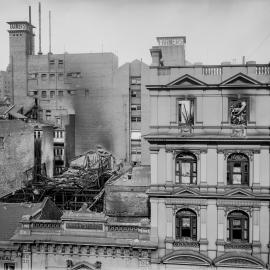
[176,152,197,184]
[176,209,197,241]
[227,153,249,185]
[227,211,249,242]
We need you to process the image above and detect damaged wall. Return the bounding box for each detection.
[105,167,151,217]
[0,120,34,197]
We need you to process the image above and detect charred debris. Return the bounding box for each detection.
[0,147,124,212]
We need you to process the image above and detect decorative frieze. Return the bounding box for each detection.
[166,198,207,206]
[66,222,103,231]
[172,240,200,248]
[224,242,252,250]
[217,199,260,208]
[107,225,138,232]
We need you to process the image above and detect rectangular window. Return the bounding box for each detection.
[131,104,141,111]
[28,73,38,79]
[131,116,141,122]
[45,110,51,120]
[131,90,140,97]
[41,91,47,98]
[131,131,141,140]
[41,73,47,80]
[0,137,4,148]
[49,59,55,65]
[49,73,55,80]
[178,99,194,125]
[55,117,61,126]
[229,98,248,125]
[58,73,64,80]
[131,77,141,85]
[50,91,55,98]
[67,72,81,78]
[58,59,64,66]
[58,90,64,97]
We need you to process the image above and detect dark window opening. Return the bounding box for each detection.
[227,211,249,242]
[175,152,197,184]
[176,209,197,241]
[227,153,249,185]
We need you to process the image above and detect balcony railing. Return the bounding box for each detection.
[256,65,270,75]
[202,66,222,76]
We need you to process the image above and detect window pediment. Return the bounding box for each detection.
[173,187,201,197]
[161,251,212,266]
[224,188,254,198]
[167,74,207,87]
[213,252,265,269]
[220,73,261,86]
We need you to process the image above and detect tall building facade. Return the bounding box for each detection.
[145,36,270,269]
[6,19,134,173]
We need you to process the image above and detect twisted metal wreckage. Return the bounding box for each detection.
[0,148,121,211]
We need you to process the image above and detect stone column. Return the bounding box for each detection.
[253,207,260,254]
[150,198,158,242]
[200,206,208,253]
[166,206,173,250]
[217,151,224,188]
[217,207,225,253]
[150,149,159,185]
[200,151,207,191]
[253,152,260,187]
[166,150,173,184]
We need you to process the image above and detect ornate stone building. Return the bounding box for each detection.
[2,37,270,270]
[144,37,270,269]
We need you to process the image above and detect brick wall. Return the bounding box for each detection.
[0,120,34,197]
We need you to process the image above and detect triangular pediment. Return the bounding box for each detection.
[167,74,207,87]
[214,253,265,268]
[220,73,261,86]
[71,261,96,270]
[174,186,201,196]
[162,251,212,266]
[224,188,254,198]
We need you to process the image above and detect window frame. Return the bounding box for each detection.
[175,152,197,184]
[177,98,195,126]
[227,153,249,185]
[228,97,249,126]
[176,209,197,241]
[227,210,249,243]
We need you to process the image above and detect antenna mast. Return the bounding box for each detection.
[49,10,52,54]
[38,2,42,55]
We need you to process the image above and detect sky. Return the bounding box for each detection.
[0,0,270,70]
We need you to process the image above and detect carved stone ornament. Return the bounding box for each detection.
[217,149,260,161]
[172,149,207,160]
[223,206,253,217]
[231,126,246,137]
[172,204,201,216]
[179,124,193,136]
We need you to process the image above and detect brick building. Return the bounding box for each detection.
[6,19,149,174]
